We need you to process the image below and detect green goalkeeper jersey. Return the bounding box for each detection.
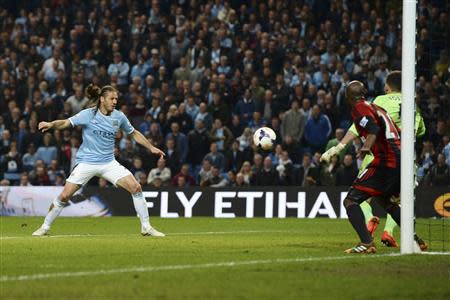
[348,92,426,173]
[348,92,426,138]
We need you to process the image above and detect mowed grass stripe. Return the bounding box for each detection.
[1,253,407,282]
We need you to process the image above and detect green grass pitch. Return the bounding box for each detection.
[1,217,449,299]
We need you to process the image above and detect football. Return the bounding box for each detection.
[253,127,276,150]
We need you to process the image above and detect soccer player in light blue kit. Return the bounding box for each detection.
[32,84,165,236]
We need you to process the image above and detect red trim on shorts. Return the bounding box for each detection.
[353,184,383,196]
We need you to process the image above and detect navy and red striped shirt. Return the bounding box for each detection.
[352,99,401,169]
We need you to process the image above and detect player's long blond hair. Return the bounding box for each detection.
[85,84,118,113]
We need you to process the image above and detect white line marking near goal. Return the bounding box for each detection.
[419,251,450,255]
[0,253,403,282]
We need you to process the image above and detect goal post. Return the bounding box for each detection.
[400,0,417,254]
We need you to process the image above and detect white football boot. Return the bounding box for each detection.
[32,226,50,236]
[141,226,165,237]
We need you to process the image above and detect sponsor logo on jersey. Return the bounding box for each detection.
[359,116,368,128]
[93,130,115,139]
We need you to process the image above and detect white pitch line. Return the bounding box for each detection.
[0,230,301,240]
[0,253,404,282]
[419,251,450,255]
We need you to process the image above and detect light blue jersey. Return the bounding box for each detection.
[69,108,134,164]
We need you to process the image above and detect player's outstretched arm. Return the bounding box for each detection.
[320,129,358,163]
[130,130,165,159]
[38,119,71,132]
[340,129,358,146]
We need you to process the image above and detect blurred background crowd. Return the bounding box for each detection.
[0,0,449,188]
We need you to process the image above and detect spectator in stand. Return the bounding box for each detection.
[30,165,51,186]
[248,111,267,132]
[168,28,190,67]
[443,135,450,166]
[172,164,196,186]
[254,156,279,186]
[427,153,450,186]
[66,86,89,115]
[47,159,66,184]
[176,175,188,188]
[239,161,253,185]
[226,140,244,172]
[204,143,226,171]
[35,133,58,166]
[119,139,136,169]
[41,47,64,84]
[164,138,181,175]
[185,95,200,121]
[187,120,210,168]
[107,52,130,90]
[147,158,171,186]
[251,153,263,176]
[135,172,149,189]
[276,151,295,185]
[226,171,237,187]
[130,157,146,177]
[209,119,234,152]
[195,103,213,130]
[235,172,249,187]
[22,143,38,171]
[0,141,22,183]
[19,173,32,186]
[304,105,332,154]
[417,140,437,180]
[234,89,256,126]
[0,130,12,156]
[166,122,188,163]
[236,128,253,152]
[281,100,305,145]
[173,57,191,83]
[335,154,358,186]
[205,166,228,187]
[148,122,164,149]
[298,153,320,187]
[207,93,230,125]
[198,159,213,187]
[54,173,65,186]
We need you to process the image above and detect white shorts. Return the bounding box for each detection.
[66,160,132,186]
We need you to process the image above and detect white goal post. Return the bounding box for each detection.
[400,0,417,254]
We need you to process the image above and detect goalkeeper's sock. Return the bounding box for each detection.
[360,201,373,224]
[346,204,373,244]
[43,197,66,229]
[132,192,150,228]
[384,214,397,235]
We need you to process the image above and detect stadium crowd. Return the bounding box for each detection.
[0,0,449,188]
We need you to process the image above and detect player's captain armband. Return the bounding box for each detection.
[348,123,359,137]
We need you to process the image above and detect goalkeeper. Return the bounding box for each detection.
[321,71,426,247]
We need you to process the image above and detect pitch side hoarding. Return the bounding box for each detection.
[1,186,447,218]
